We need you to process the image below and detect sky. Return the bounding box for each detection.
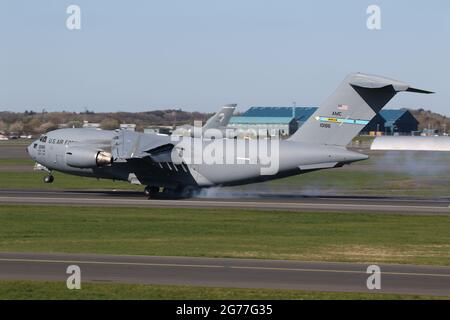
[1,0,449,115]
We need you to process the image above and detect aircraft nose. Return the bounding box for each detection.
[27,141,37,159]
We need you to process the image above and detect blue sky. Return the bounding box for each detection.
[1,0,449,115]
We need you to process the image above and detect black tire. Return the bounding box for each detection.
[44,175,54,183]
[145,186,160,197]
[160,186,198,199]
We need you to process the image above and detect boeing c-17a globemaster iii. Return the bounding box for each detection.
[26,73,432,198]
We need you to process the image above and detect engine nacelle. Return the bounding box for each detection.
[65,147,113,168]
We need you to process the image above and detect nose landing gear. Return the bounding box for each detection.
[44,175,54,183]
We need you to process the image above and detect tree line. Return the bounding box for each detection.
[0,109,212,136]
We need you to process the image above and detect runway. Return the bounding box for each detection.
[0,189,449,215]
[1,252,450,296]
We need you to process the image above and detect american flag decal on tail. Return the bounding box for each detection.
[338,104,349,111]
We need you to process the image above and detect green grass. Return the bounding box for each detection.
[266,169,450,197]
[0,158,34,165]
[0,157,142,190]
[0,148,449,197]
[0,139,32,146]
[0,171,142,190]
[1,205,450,266]
[0,280,447,300]
[269,169,406,187]
[0,165,449,196]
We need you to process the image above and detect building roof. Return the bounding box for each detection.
[379,109,415,127]
[229,116,295,125]
[243,107,318,121]
[380,109,409,121]
[294,107,318,122]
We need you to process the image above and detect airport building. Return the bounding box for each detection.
[228,116,298,138]
[120,124,137,131]
[144,126,173,135]
[228,107,316,138]
[363,109,419,135]
[241,107,318,127]
[82,121,101,129]
[230,107,420,137]
[379,109,419,134]
[360,113,386,134]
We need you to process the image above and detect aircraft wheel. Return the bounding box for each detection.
[144,186,160,197]
[44,175,54,184]
[160,186,197,199]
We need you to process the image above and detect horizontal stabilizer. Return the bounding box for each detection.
[406,87,434,94]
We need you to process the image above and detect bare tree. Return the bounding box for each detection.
[37,121,58,134]
[9,121,24,134]
[0,120,7,133]
[100,118,121,130]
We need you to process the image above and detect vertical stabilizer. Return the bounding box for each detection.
[288,73,433,146]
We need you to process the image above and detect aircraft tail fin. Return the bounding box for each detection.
[203,104,236,130]
[288,73,433,146]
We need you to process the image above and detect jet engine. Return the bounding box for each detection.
[65,147,113,168]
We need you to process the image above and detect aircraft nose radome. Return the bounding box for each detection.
[26,142,36,158]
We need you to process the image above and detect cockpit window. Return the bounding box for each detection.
[39,136,47,143]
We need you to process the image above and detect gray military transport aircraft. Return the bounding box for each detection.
[27,73,432,198]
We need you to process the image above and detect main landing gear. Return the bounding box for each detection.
[144,186,160,197]
[144,185,198,199]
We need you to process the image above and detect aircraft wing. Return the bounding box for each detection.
[111,130,176,163]
[111,104,236,163]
